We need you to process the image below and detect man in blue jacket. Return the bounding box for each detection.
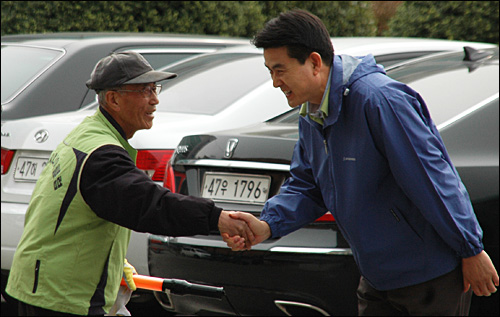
[223,9,498,315]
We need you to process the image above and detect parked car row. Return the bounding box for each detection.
[1,33,497,315]
[152,46,499,315]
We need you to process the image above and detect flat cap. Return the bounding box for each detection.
[86,51,177,91]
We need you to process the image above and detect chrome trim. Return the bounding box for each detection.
[437,93,499,130]
[224,138,239,158]
[177,159,291,172]
[153,289,175,310]
[270,246,352,255]
[34,129,49,143]
[275,300,329,316]
[130,48,216,54]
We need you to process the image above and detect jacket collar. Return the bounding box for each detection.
[323,54,385,128]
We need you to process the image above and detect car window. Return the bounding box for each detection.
[375,51,439,68]
[156,53,269,115]
[268,108,300,124]
[388,55,499,125]
[1,45,64,104]
[140,52,202,70]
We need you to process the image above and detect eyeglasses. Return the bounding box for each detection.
[112,84,162,98]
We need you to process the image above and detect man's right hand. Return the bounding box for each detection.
[218,210,256,249]
[221,212,271,251]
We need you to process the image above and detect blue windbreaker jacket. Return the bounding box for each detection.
[260,54,484,290]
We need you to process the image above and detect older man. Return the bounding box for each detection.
[6,52,253,316]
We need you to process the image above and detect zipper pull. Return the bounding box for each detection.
[323,139,328,154]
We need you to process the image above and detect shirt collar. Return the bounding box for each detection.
[99,106,127,140]
[299,68,332,125]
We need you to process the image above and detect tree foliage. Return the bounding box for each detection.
[385,1,499,44]
[258,1,377,37]
[2,1,498,43]
[1,1,376,38]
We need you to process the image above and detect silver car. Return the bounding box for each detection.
[1,32,249,122]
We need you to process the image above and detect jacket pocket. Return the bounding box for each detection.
[32,260,41,294]
[390,207,423,241]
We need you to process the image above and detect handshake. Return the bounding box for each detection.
[217,210,271,251]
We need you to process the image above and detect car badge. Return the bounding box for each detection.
[224,138,239,158]
[34,129,49,143]
[176,144,189,154]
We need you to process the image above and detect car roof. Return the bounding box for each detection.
[3,34,494,52]
[0,31,250,45]
[332,36,495,51]
[1,37,250,51]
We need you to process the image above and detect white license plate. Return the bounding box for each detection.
[13,157,49,182]
[201,172,271,204]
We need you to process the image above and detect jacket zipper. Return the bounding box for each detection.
[32,260,40,293]
[390,209,400,222]
[323,139,328,155]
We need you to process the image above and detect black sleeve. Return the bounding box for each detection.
[80,145,222,236]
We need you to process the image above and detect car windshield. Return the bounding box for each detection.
[1,45,64,104]
[156,53,269,115]
[83,52,270,115]
[269,51,499,126]
[387,52,499,126]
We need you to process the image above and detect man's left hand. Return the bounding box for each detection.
[462,250,499,296]
[123,259,137,291]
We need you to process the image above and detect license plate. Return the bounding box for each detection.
[13,157,48,182]
[201,172,271,204]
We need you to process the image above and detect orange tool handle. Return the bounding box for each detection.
[120,274,225,299]
[121,274,163,292]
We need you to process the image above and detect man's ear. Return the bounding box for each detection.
[309,52,323,75]
[105,91,120,112]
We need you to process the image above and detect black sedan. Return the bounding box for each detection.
[149,47,499,315]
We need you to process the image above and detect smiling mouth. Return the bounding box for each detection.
[283,90,291,97]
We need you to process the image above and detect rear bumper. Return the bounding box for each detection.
[1,202,27,271]
[148,231,360,315]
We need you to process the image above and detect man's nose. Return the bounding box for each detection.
[272,75,282,88]
[150,92,160,104]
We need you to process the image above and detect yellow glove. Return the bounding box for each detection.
[123,259,137,291]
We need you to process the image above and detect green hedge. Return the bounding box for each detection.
[1,1,376,38]
[3,1,497,44]
[385,1,499,44]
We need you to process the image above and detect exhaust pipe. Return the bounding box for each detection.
[274,300,329,316]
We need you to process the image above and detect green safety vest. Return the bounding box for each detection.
[6,109,137,315]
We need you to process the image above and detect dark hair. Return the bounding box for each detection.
[252,9,333,66]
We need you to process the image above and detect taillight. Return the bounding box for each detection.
[163,159,175,191]
[163,159,185,193]
[1,148,15,175]
[136,150,174,182]
[315,211,335,223]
